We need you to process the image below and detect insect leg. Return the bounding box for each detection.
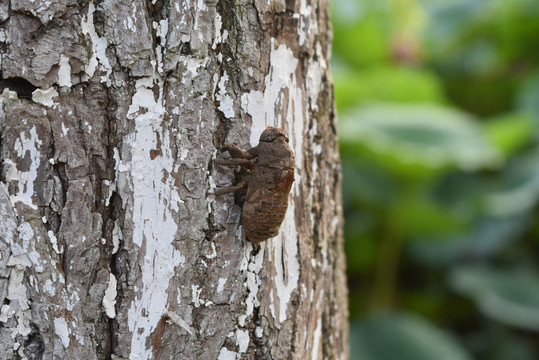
[212,181,247,196]
[220,144,254,159]
[213,158,254,169]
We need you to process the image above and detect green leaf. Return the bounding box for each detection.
[334,66,447,111]
[332,15,390,68]
[515,72,539,124]
[344,217,378,273]
[481,148,539,216]
[422,0,539,116]
[409,215,530,267]
[339,103,502,177]
[350,312,472,360]
[467,326,537,360]
[341,156,397,208]
[450,265,539,331]
[483,113,535,155]
[429,148,539,218]
[393,195,463,236]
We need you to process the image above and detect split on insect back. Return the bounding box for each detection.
[212,126,295,246]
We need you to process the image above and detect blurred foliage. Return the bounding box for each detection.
[351,312,473,360]
[332,0,539,358]
[450,265,539,331]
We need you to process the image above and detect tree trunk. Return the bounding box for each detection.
[0,0,347,359]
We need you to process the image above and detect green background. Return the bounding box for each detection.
[332,0,539,358]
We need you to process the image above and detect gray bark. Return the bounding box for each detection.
[0,0,348,359]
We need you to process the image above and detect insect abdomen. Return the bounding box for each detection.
[242,169,294,244]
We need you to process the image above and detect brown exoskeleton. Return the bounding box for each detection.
[212,126,295,245]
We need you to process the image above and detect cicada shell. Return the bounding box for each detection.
[212,126,295,245]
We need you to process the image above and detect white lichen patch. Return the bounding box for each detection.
[206,241,217,259]
[298,0,314,46]
[32,88,58,108]
[54,318,70,348]
[217,277,227,293]
[65,287,81,311]
[81,2,112,83]
[271,200,300,323]
[216,71,235,119]
[160,19,169,42]
[3,159,17,183]
[179,56,209,80]
[237,242,264,327]
[311,317,322,360]
[111,221,122,254]
[123,77,185,360]
[104,178,115,207]
[44,279,55,296]
[306,61,323,111]
[241,41,301,146]
[103,273,117,318]
[6,127,43,210]
[236,329,250,353]
[152,18,169,74]
[191,285,202,308]
[127,79,162,120]
[0,88,17,100]
[61,122,69,136]
[58,54,72,87]
[212,13,223,49]
[47,230,62,254]
[217,347,237,360]
[0,305,15,323]
[155,19,169,47]
[3,264,32,340]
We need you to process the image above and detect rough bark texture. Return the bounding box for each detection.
[0,0,347,359]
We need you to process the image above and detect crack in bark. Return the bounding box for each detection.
[0,77,38,99]
[23,323,45,360]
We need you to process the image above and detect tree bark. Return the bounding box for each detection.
[0,0,347,359]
